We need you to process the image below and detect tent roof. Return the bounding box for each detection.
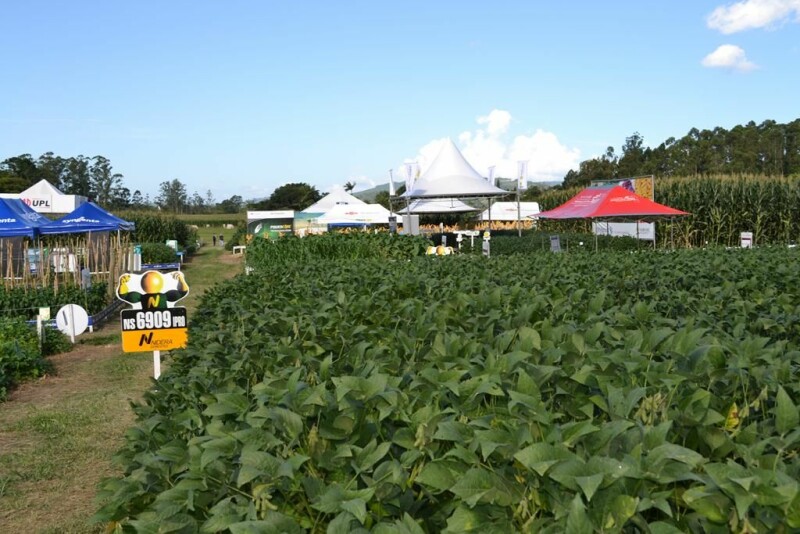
[0,198,51,238]
[536,186,689,219]
[397,198,479,214]
[478,202,540,221]
[22,179,65,197]
[317,203,391,225]
[39,202,135,234]
[403,139,508,199]
[303,189,366,213]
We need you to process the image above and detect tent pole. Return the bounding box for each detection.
[595,223,598,252]
[517,188,522,238]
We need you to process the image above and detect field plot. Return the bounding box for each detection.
[97,237,800,532]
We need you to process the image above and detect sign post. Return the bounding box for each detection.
[116,270,190,379]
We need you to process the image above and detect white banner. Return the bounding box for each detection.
[388,169,396,196]
[517,161,528,191]
[487,165,495,184]
[404,163,414,193]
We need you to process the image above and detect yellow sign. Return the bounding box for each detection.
[122,328,188,352]
[120,308,188,353]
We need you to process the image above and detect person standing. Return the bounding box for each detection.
[80,264,92,290]
[212,234,217,247]
[219,234,224,248]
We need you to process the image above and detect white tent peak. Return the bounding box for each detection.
[403,138,507,199]
[23,179,65,196]
[303,189,367,213]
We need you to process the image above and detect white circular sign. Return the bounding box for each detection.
[55,304,89,337]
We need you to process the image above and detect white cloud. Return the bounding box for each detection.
[707,0,800,34]
[701,44,759,71]
[399,109,580,183]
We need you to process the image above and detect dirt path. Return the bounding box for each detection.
[0,245,243,533]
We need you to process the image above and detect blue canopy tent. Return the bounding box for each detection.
[39,202,135,234]
[0,198,51,238]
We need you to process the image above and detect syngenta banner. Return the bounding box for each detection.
[62,216,100,224]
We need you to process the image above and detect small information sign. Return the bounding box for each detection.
[121,308,188,352]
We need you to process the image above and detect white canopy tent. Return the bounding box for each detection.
[303,188,366,213]
[478,202,540,221]
[401,139,508,199]
[0,179,87,214]
[317,203,392,226]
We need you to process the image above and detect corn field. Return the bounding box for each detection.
[535,174,800,248]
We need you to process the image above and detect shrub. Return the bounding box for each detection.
[139,243,179,264]
[41,327,73,357]
[0,318,50,400]
[0,283,109,321]
[246,231,431,270]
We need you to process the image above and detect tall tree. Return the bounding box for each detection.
[90,155,126,207]
[156,179,188,213]
[0,154,39,189]
[61,156,92,196]
[218,195,243,213]
[344,181,356,193]
[252,182,321,211]
[37,152,68,190]
[617,132,646,178]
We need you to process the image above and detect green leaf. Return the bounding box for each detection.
[203,393,250,416]
[610,495,638,528]
[647,443,705,468]
[354,440,391,472]
[269,407,304,439]
[443,506,491,533]
[681,487,729,524]
[340,498,367,524]
[775,385,799,434]
[575,473,603,502]
[449,468,520,507]
[228,514,304,534]
[416,461,457,492]
[565,495,592,534]
[515,443,573,476]
[236,450,281,487]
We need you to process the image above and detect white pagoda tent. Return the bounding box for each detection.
[303,188,366,213]
[401,139,508,200]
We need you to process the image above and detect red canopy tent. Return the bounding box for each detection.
[535,185,689,249]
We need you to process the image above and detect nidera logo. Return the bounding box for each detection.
[139,332,154,346]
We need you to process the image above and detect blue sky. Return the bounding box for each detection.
[2,1,798,200]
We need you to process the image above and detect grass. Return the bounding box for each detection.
[0,227,242,532]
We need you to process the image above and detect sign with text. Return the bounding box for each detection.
[117,270,190,355]
[121,308,188,352]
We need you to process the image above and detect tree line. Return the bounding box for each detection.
[563,118,800,188]
[0,153,243,213]
[4,118,797,214]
